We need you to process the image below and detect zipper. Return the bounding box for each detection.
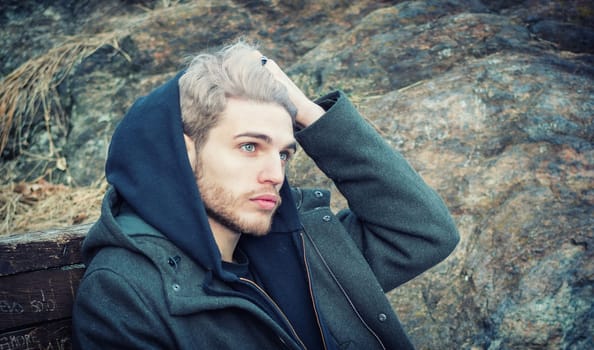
[302,229,387,350]
[300,232,329,350]
[239,277,308,350]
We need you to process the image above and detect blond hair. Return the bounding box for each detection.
[179,40,296,151]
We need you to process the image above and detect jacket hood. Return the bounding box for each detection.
[101,71,302,281]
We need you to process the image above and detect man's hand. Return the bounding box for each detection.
[256,52,325,128]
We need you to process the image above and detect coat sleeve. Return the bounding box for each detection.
[294,91,459,291]
[72,266,174,349]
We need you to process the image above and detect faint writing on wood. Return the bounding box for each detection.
[29,289,56,313]
[0,330,70,350]
[0,301,24,314]
[0,289,56,315]
[0,333,36,350]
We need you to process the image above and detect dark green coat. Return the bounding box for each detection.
[73,91,459,349]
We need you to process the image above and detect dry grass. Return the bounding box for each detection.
[0,4,199,236]
[0,32,129,236]
[0,180,106,236]
[0,31,128,160]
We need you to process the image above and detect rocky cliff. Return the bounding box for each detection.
[1,0,592,349]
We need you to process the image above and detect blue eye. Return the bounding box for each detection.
[280,151,292,162]
[240,143,256,152]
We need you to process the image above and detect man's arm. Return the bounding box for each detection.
[295,91,459,291]
[264,54,459,290]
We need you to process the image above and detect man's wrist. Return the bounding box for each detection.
[296,101,325,128]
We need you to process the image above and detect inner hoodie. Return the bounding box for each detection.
[104,71,326,348]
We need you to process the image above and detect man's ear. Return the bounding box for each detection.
[183,133,197,170]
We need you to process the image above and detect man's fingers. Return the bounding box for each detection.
[256,51,324,127]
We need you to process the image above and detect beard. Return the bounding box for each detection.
[196,172,280,236]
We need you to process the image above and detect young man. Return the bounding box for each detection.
[72,41,459,349]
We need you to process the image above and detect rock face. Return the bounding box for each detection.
[1,0,592,349]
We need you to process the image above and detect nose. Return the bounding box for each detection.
[258,154,285,187]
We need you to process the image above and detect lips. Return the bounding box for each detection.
[251,194,280,211]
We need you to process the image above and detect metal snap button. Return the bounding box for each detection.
[172,283,181,292]
[168,255,181,267]
[322,215,331,222]
[314,190,324,198]
[378,313,387,322]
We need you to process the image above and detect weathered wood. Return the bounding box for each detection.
[0,319,72,350]
[0,224,89,276]
[0,225,88,346]
[0,268,84,330]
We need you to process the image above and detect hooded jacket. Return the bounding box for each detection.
[72,72,459,349]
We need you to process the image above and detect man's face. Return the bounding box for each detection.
[194,98,296,237]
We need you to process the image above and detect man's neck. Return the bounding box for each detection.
[208,218,241,263]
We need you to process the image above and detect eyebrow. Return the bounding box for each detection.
[234,132,297,152]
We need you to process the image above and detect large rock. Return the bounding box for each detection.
[1,0,593,348]
[371,52,593,349]
[289,4,593,348]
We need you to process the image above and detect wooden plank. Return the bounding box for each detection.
[0,268,84,330]
[0,319,72,350]
[0,224,90,276]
